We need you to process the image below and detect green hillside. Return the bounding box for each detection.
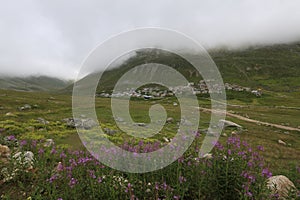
[212,42,300,92]
[0,75,71,92]
[66,42,300,93]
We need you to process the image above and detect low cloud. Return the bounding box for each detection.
[1,0,300,79]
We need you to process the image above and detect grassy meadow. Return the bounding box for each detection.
[0,87,299,199]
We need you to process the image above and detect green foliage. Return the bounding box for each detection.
[1,136,299,199]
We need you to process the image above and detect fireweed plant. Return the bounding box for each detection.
[0,133,299,200]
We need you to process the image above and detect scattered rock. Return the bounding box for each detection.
[62,118,97,130]
[166,117,174,123]
[180,119,193,126]
[49,97,55,100]
[222,133,228,137]
[115,117,124,122]
[37,117,49,125]
[202,153,213,159]
[5,112,15,117]
[82,118,98,129]
[13,151,34,169]
[135,123,146,127]
[163,137,169,143]
[231,131,237,136]
[2,151,35,182]
[32,104,39,109]
[219,119,242,129]
[173,102,178,106]
[63,118,78,128]
[103,128,117,135]
[278,139,286,146]
[0,144,11,163]
[44,139,55,147]
[267,175,296,198]
[18,104,31,111]
[24,104,31,109]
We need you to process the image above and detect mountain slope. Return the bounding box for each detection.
[0,75,71,92]
[65,42,300,93]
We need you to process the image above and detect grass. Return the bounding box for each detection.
[0,85,299,199]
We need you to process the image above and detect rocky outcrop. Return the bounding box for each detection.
[37,117,49,125]
[18,104,32,111]
[0,144,11,163]
[62,118,98,130]
[13,151,34,169]
[219,119,242,129]
[44,139,55,147]
[267,175,296,199]
[278,140,287,146]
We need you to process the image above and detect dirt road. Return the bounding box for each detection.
[198,107,300,132]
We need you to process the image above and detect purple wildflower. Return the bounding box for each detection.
[56,162,64,172]
[97,177,103,183]
[228,149,232,155]
[60,151,67,159]
[69,178,78,188]
[31,140,37,147]
[257,145,264,151]
[179,176,187,184]
[174,195,180,200]
[125,183,133,193]
[48,174,58,183]
[38,148,44,155]
[7,135,16,141]
[246,191,253,197]
[155,182,159,190]
[20,140,27,146]
[88,170,96,179]
[51,148,57,154]
[247,161,254,167]
[262,168,272,178]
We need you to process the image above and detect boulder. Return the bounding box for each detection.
[115,117,124,122]
[267,175,296,198]
[135,123,146,127]
[37,117,49,125]
[5,112,15,117]
[82,118,98,129]
[103,128,117,135]
[13,151,34,169]
[0,144,11,163]
[278,140,287,146]
[44,139,55,147]
[166,117,174,123]
[219,119,242,129]
[1,151,35,182]
[180,119,193,126]
[221,133,228,137]
[202,153,213,159]
[62,118,97,130]
[19,104,31,111]
[24,104,31,110]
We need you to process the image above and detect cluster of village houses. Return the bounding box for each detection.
[97,80,262,99]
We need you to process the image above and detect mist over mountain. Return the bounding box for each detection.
[63,42,300,94]
[1,1,300,79]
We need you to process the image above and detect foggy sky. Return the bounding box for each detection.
[1,0,300,79]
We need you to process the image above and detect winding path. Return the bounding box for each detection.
[198,107,300,132]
